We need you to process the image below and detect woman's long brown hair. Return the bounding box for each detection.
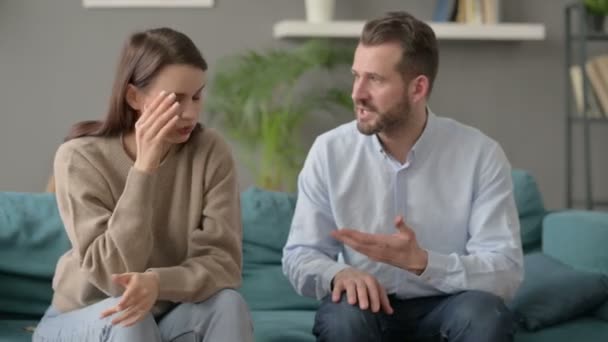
[64,27,207,141]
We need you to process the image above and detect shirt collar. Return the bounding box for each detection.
[372,108,437,165]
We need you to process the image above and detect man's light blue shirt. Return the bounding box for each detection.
[282,111,523,302]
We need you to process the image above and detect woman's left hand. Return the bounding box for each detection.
[100,272,160,327]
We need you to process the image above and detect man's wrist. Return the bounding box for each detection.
[408,248,428,275]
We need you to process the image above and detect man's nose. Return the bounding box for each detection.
[352,81,369,102]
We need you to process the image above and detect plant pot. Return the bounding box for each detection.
[586,12,606,32]
[305,0,336,23]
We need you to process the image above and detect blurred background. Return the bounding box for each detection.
[0,0,606,210]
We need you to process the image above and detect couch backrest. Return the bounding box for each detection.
[239,187,320,310]
[511,169,546,251]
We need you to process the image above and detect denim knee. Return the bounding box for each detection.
[186,289,252,335]
[106,313,160,342]
[446,291,514,341]
[206,289,251,321]
[33,297,161,342]
[313,295,383,342]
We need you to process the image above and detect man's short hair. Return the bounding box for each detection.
[361,11,439,95]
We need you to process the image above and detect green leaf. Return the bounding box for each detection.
[207,40,353,191]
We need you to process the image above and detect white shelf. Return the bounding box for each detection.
[273,21,546,41]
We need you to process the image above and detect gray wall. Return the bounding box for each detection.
[0,0,606,209]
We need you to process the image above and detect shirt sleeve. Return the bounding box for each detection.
[147,135,242,303]
[54,143,158,297]
[417,142,524,301]
[282,137,349,300]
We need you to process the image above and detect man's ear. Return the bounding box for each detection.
[125,84,144,111]
[409,75,430,103]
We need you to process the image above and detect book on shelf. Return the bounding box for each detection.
[570,64,604,118]
[433,0,500,24]
[583,55,608,118]
[432,0,458,22]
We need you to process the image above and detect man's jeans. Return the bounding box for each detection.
[313,290,515,342]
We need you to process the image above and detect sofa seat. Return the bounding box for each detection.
[515,317,608,342]
[251,310,315,342]
[0,320,37,342]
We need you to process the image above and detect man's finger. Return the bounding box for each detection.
[345,281,357,305]
[379,286,394,315]
[332,280,344,302]
[339,236,386,260]
[394,215,411,235]
[355,280,369,310]
[334,229,387,247]
[334,233,367,250]
[364,277,381,313]
[394,215,405,226]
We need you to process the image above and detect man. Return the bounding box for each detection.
[282,11,523,342]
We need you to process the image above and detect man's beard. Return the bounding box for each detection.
[355,96,411,136]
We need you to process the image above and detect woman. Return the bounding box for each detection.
[33,27,252,341]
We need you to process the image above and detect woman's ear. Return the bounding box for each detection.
[125,84,144,111]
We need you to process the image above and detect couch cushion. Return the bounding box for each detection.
[0,192,68,277]
[241,187,296,265]
[0,320,37,342]
[0,192,69,317]
[240,264,319,311]
[595,300,608,322]
[511,170,546,250]
[0,273,53,317]
[509,252,608,331]
[250,310,315,342]
[543,210,608,275]
[514,317,608,342]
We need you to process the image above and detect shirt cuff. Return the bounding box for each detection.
[418,249,450,287]
[319,262,350,299]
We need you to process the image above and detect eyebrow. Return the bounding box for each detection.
[174,84,206,98]
[351,70,383,79]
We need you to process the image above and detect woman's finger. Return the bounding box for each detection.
[138,90,169,124]
[148,102,180,138]
[100,305,120,319]
[120,304,150,327]
[118,291,145,311]
[111,306,140,326]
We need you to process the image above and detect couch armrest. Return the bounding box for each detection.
[542,210,608,274]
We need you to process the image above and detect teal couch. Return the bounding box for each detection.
[1,170,608,341]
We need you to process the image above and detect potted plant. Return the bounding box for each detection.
[207,40,352,191]
[584,0,608,32]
